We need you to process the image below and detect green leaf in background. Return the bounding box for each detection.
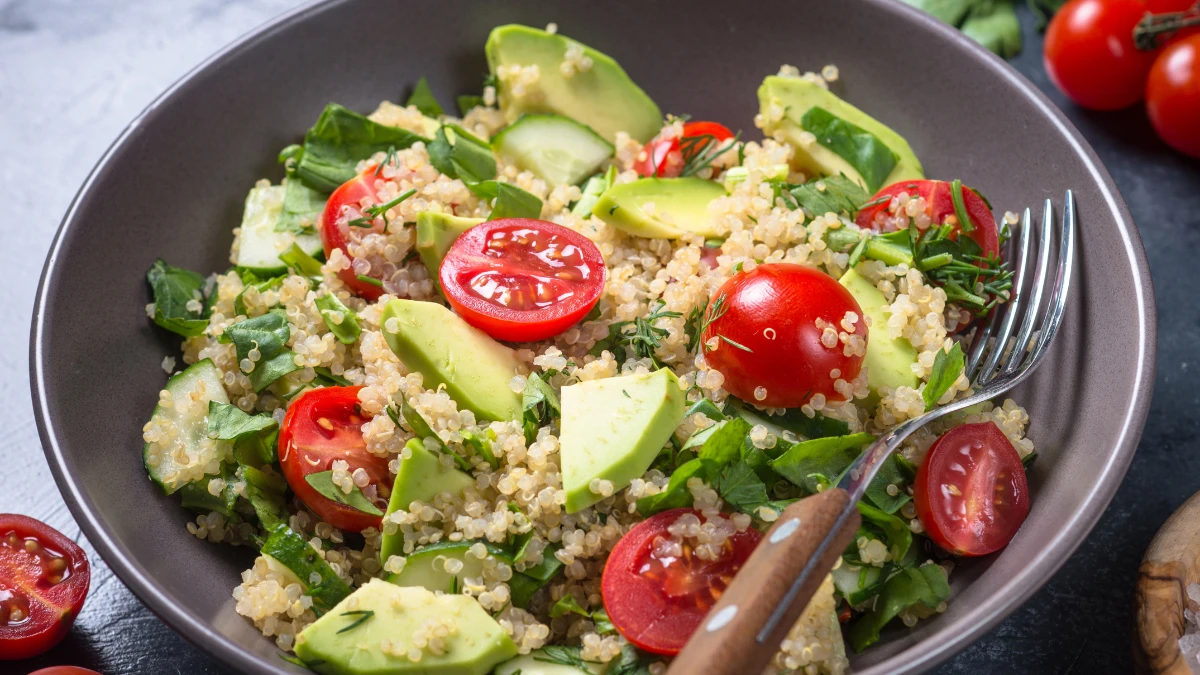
[923,342,966,411]
[278,242,324,277]
[277,177,327,234]
[406,76,444,118]
[295,103,428,193]
[800,107,898,192]
[901,0,976,24]
[303,470,384,516]
[900,0,1023,57]
[314,293,361,344]
[457,95,485,116]
[848,562,950,651]
[788,174,871,219]
[549,593,590,618]
[146,259,215,338]
[206,401,277,441]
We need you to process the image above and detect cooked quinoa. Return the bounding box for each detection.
[141,25,1035,675]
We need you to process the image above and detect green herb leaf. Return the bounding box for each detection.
[261,523,351,615]
[636,458,718,516]
[589,301,682,368]
[146,259,215,337]
[509,546,565,607]
[406,76,444,118]
[243,465,288,532]
[549,593,590,618]
[313,367,352,387]
[863,453,912,515]
[355,274,384,288]
[592,608,616,634]
[336,609,375,634]
[712,461,772,515]
[457,94,485,116]
[684,398,727,423]
[462,429,500,470]
[724,397,851,441]
[221,310,301,392]
[608,643,659,675]
[207,401,277,441]
[234,275,284,316]
[535,646,596,670]
[314,294,361,344]
[922,342,966,411]
[1022,451,1037,470]
[303,470,384,516]
[849,562,949,651]
[522,373,561,441]
[488,182,543,220]
[392,400,472,471]
[899,0,976,24]
[770,433,875,494]
[428,124,497,184]
[960,0,1022,59]
[800,107,898,192]
[276,177,327,234]
[278,242,324,277]
[295,103,428,193]
[696,417,752,466]
[787,174,871,219]
[857,501,913,563]
[179,462,239,517]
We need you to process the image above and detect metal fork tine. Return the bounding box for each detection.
[975,207,1032,384]
[965,297,999,380]
[1026,190,1076,366]
[1004,201,1054,374]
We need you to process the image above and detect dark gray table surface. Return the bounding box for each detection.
[2,1,1196,673]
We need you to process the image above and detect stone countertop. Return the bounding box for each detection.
[1,1,1196,673]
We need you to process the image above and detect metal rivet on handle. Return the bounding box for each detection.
[768,518,801,544]
[705,604,738,632]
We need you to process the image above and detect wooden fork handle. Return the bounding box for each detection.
[666,489,859,675]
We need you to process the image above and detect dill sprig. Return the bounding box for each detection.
[373,145,399,178]
[678,131,742,178]
[336,609,375,634]
[693,294,753,355]
[348,187,417,228]
[912,223,1013,314]
[591,301,682,368]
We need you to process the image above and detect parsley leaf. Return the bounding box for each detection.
[769,433,875,494]
[711,461,772,515]
[922,342,966,411]
[276,177,327,234]
[592,608,616,634]
[549,593,589,618]
[146,259,215,337]
[636,458,717,516]
[314,294,361,345]
[535,646,596,670]
[242,465,288,532]
[787,174,871,219]
[522,373,561,441]
[278,242,324,277]
[428,124,497,184]
[406,76,444,118]
[295,103,428,193]
[848,562,949,651]
[220,310,300,391]
[800,107,898,192]
[206,401,277,441]
[303,470,383,516]
[389,400,472,471]
[588,301,682,368]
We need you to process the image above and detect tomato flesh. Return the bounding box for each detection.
[0,515,90,661]
[635,121,734,178]
[1147,34,1200,159]
[439,218,605,342]
[855,179,1000,260]
[319,168,388,300]
[913,422,1030,556]
[279,386,391,532]
[1044,0,1160,110]
[701,263,866,408]
[602,508,761,655]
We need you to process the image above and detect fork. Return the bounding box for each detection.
[666,191,1077,675]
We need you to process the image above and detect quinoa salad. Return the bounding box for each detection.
[141,24,1036,675]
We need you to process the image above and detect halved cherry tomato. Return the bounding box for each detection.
[439,218,605,342]
[1044,0,1161,110]
[319,167,388,300]
[913,422,1030,556]
[601,508,761,655]
[278,386,391,532]
[701,263,866,409]
[1147,34,1200,158]
[855,179,1000,260]
[635,121,735,178]
[0,515,90,661]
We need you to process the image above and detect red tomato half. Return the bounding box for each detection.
[913,422,1030,556]
[601,509,761,655]
[439,218,605,342]
[635,121,735,178]
[279,386,391,532]
[701,263,866,409]
[320,168,388,300]
[1147,34,1200,159]
[1044,0,1160,110]
[0,515,90,661]
[855,179,1000,260]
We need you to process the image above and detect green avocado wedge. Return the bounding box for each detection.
[379,439,474,565]
[380,300,524,423]
[591,177,726,240]
[838,267,919,397]
[294,579,517,675]
[415,211,483,291]
[757,76,923,192]
[485,25,662,144]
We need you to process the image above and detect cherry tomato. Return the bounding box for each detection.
[855,179,1000,260]
[635,121,735,178]
[701,263,865,409]
[319,167,389,301]
[601,508,761,655]
[28,669,104,675]
[913,422,1030,556]
[1147,34,1200,158]
[439,218,605,342]
[1044,0,1160,110]
[278,386,391,532]
[0,515,90,661]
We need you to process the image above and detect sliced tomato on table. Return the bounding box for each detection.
[635,121,735,178]
[439,218,605,342]
[701,263,866,409]
[601,508,761,655]
[855,179,1000,260]
[278,386,391,532]
[319,167,390,301]
[0,514,90,661]
[913,422,1030,557]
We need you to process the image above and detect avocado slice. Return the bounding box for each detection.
[415,211,483,287]
[560,368,687,513]
[591,178,725,240]
[294,579,517,675]
[381,300,524,423]
[838,268,919,396]
[380,439,474,564]
[495,650,609,675]
[757,76,923,191]
[485,25,662,144]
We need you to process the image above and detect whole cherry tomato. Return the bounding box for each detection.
[1044,0,1161,109]
[1146,34,1200,158]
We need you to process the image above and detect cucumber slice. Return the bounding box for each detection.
[234,183,323,277]
[495,650,609,675]
[143,359,233,495]
[832,559,886,606]
[492,115,613,187]
[261,523,351,614]
[387,539,513,593]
